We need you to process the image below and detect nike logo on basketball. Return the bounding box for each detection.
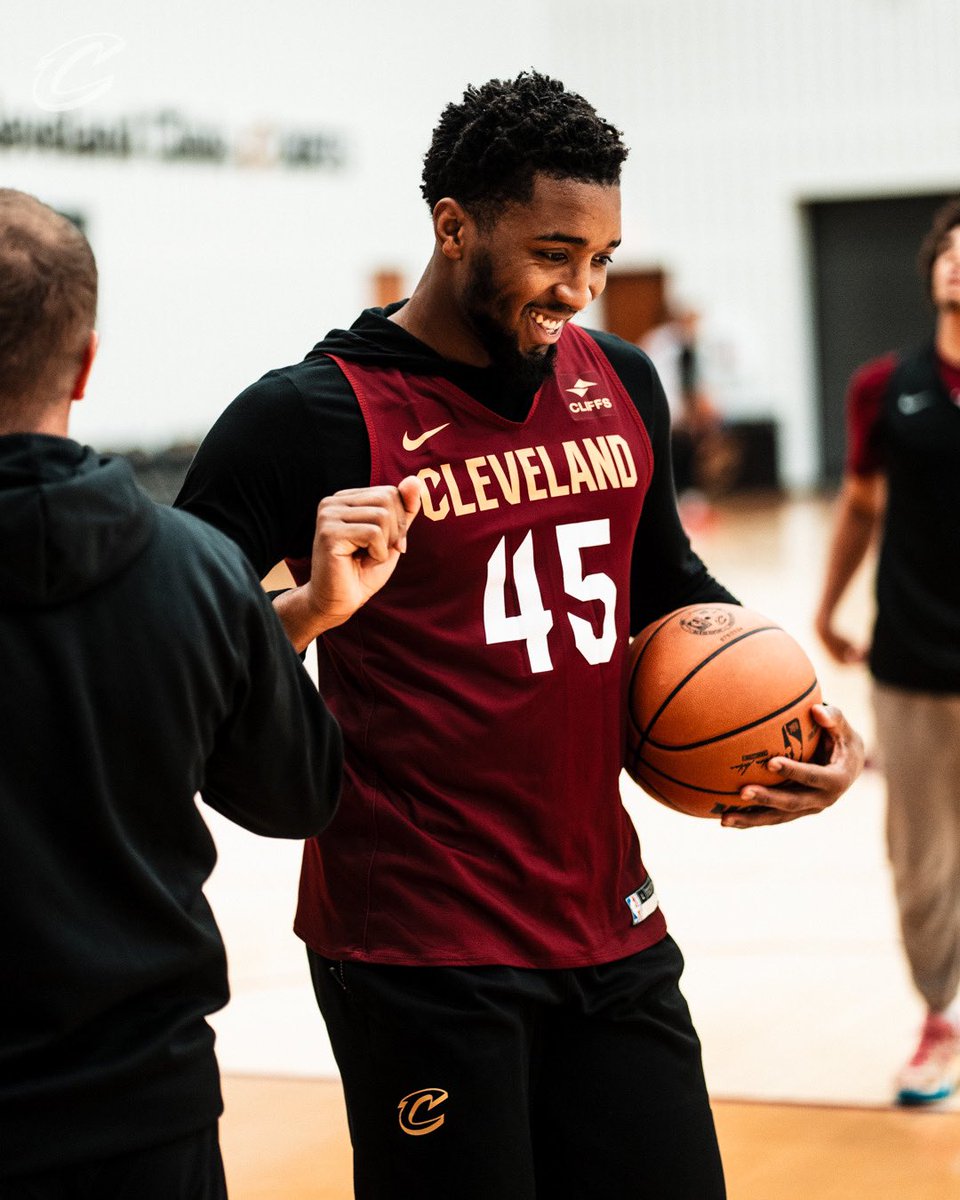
[897,391,935,414]
[403,423,450,451]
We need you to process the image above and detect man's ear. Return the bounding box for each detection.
[434,198,469,261]
[70,331,99,401]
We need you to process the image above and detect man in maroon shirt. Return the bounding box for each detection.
[817,199,960,1105]
[180,72,864,1198]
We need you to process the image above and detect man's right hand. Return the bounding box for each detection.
[814,471,885,667]
[815,608,868,665]
[275,477,422,652]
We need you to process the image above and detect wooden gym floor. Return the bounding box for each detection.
[212,494,960,1197]
[219,1076,960,1199]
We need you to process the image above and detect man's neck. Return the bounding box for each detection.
[390,269,491,368]
[0,401,70,438]
[935,308,960,367]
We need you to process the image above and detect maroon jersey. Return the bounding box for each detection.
[292,324,667,966]
[845,343,960,691]
[846,350,960,474]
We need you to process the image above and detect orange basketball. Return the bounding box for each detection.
[624,603,823,819]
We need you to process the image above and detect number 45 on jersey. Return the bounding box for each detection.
[483,518,617,674]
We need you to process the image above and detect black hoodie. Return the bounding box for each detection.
[0,434,343,1177]
[177,306,733,628]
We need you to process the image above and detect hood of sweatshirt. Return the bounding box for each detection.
[307,303,548,421]
[0,434,155,607]
[307,302,453,373]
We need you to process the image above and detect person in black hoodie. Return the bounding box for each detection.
[0,190,419,1198]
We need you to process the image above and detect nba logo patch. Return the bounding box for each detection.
[624,874,659,926]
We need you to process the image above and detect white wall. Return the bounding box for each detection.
[552,0,960,483]
[3,0,959,484]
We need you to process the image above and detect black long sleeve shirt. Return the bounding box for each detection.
[176,306,735,630]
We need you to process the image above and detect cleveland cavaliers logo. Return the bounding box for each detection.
[679,608,736,636]
[398,1088,449,1136]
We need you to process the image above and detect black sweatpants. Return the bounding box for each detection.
[0,1125,227,1200]
[309,936,726,1199]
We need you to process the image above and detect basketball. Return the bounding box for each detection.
[624,603,823,819]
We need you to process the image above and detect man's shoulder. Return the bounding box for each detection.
[205,354,360,453]
[581,327,655,371]
[849,351,899,400]
[240,354,353,408]
[844,352,902,476]
[152,503,255,585]
[578,327,657,387]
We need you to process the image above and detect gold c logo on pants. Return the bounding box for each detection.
[397,1088,449,1136]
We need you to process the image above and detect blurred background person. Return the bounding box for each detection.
[641,304,742,518]
[815,198,960,1107]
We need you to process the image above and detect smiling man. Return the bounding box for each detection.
[177,72,863,1198]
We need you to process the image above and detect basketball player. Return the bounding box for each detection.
[178,73,864,1197]
[0,190,417,1198]
[816,199,960,1106]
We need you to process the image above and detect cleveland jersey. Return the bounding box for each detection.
[292,324,667,967]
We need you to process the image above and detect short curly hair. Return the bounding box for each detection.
[918,197,960,302]
[421,71,628,226]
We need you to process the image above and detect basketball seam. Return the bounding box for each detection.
[628,762,775,817]
[631,755,752,797]
[629,624,779,746]
[625,611,678,730]
[644,678,820,751]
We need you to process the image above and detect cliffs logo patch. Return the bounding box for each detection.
[565,378,614,420]
[398,1088,448,1136]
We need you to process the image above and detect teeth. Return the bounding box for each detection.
[532,312,564,333]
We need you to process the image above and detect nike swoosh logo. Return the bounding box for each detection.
[403,423,450,451]
[897,391,935,415]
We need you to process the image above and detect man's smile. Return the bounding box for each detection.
[526,306,573,346]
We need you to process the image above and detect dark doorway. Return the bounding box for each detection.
[807,191,957,485]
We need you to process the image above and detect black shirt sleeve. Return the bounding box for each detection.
[200,544,344,837]
[175,360,369,578]
[588,331,738,633]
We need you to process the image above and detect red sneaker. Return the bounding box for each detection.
[896,1012,960,1105]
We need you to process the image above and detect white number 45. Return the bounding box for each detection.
[482,519,617,674]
